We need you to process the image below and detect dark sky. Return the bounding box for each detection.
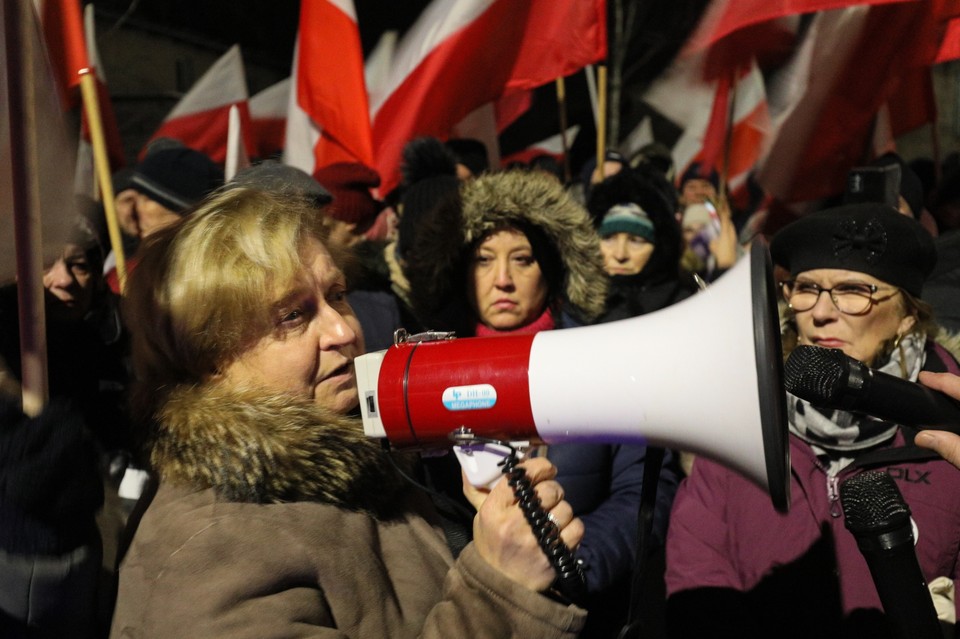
[90,0,434,72]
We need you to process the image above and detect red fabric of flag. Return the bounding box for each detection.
[297,0,373,169]
[40,0,89,110]
[685,0,909,54]
[371,0,606,194]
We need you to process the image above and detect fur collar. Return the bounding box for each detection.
[149,383,411,517]
[937,329,960,363]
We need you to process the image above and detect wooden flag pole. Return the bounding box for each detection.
[79,70,127,293]
[719,68,738,204]
[5,0,49,415]
[595,64,607,177]
[555,77,571,184]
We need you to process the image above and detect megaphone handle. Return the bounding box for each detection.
[501,452,588,604]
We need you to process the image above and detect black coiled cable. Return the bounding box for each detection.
[500,450,588,604]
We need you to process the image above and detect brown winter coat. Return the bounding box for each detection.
[110,384,585,638]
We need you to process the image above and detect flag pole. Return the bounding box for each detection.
[595,64,607,180]
[4,0,49,415]
[555,77,571,184]
[719,68,737,204]
[78,69,127,294]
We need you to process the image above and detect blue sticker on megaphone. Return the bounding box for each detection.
[442,384,497,411]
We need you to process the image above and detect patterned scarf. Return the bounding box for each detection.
[788,333,926,469]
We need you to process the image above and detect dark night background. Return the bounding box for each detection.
[86,0,710,169]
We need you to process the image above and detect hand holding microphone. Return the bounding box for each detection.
[783,345,960,431]
[914,371,960,469]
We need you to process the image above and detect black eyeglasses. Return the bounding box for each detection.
[779,280,899,315]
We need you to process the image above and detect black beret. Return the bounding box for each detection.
[770,203,937,297]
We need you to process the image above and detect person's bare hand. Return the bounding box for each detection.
[463,457,584,592]
[915,372,960,469]
[708,197,739,269]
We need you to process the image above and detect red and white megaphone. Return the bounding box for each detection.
[356,242,790,511]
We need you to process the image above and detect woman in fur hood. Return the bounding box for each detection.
[404,169,680,637]
[109,187,587,638]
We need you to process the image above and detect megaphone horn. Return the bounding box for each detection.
[356,242,790,512]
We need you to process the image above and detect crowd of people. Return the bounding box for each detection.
[3,129,960,639]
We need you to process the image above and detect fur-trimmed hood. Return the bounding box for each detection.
[405,170,607,333]
[937,329,960,362]
[148,383,410,517]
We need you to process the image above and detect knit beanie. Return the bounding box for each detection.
[396,175,461,261]
[599,203,656,241]
[678,161,720,191]
[130,147,224,213]
[313,162,383,226]
[445,138,490,176]
[232,160,332,207]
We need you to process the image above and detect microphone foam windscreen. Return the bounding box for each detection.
[840,469,911,535]
[784,346,848,402]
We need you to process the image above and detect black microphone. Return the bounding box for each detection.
[784,345,960,431]
[840,470,942,639]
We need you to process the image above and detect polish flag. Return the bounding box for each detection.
[36,0,89,110]
[683,0,909,55]
[500,125,580,167]
[3,0,77,281]
[225,105,251,181]
[682,59,769,199]
[284,0,373,174]
[935,17,960,62]
[756,1,957,210]
[249,78,289,160]
[74,4,125,196]
[145,45,253,164]
[370,0,606,194]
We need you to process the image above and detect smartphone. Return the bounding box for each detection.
[844,164,901,208]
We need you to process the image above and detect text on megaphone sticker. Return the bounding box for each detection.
[442,384,498,411]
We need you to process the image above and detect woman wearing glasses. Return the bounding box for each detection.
[664,203,960,637]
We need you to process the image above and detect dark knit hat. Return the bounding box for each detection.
[770,203,937,297]
[396,175,461,261]
[231,160,332,207]
[678,161,720,190]
[871,152,925,220]
[313,162,383,226]
[130,147,224,213]
[445,138,489,176]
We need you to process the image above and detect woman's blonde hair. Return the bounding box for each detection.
[124,187,331,422]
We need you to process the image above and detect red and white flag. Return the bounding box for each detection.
[225,105,251,181]
[74,4,125,196]
[755,1,958,209]
[249,77,289,160]
[3,0,76,281]
[500,125,580,167]
[370,0,607,193]
[145,44,253,164]
[683,0,907,55]
[284,0,373,174]
[36,0,88,110]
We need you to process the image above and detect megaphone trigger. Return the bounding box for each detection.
[450,428,529,489]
